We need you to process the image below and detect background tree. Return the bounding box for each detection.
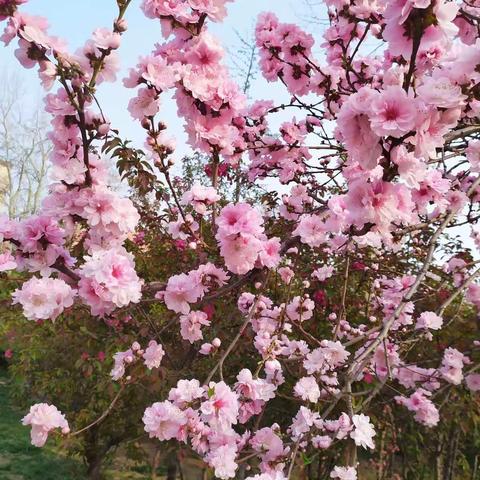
[0,71,50,218]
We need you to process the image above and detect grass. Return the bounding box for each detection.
[0,371,85,480]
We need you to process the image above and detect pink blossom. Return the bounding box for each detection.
[250,425,287,470]
[350,414,375,450]
[290,406,321,440]
[78,248,143,316]
[143,340,165,369]
[181,182,220,215]
[179,310,210,343]
[330,466,357,480]
[416,311,443,330]
[0,251,17,271]
[110,348,134,380]
[22,403,69,447]
[293,215,326,248]
[257,237,281,269]
[294,376,320,403]
[417,76,466,109]
[168,379,204,407]
[200,381,239,427]
[143,401,188,441]
[286,295,315,322]
[278,266,294,284]
[370,86,416,138]
[216,203,264,238]
[219,234,263,275]
[162,272,203,314]
[395,389,439,427]
[465,373,480,392]
[12,277,75,321]
[206,444,238,479]
[312,435,333,449]
[128,87,159,120]
[440,347,467,385]
[246,474,287,480]
[304,341,350,374]
[312,265,334,282]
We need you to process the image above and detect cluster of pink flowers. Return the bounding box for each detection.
[440,347,469,385]
[111,340,165,380]
[141,0,232,26]
[395,389,440,428]
[143,379,242,478]
[216,203,280,274]
[78,248,143,316]
[160,262,229,314]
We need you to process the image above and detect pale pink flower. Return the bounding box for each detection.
[312,435,333,449]
[110,348,134,380]
[312,265,334,282]
[330,466,357,480]
[278,266,294,284]
[22,403,69,447]
[290,406,321,439]
[286,295,314,322]
[179,310,210,343]
[181,182,220,215]
[206,444,238,480]
[128,87,159,120]
[440,347,467,385]
[12,277,75,321]
[219,234,263,275]
[416,311,443,330]
[293,214,326,248]
[417,76,466,109]
[304,341,350,374]
[162,272,203,314]
[350,414,375,449]
[465,373,480,392]
[257,237,281,269]
[216,203,264,238]
[78,248,142,316]
[0,251,17,271]
[294,376,320,403]
[143,340,165,369]
[200,381,239,427]
[168,379,204,407]
[143,401,188,441]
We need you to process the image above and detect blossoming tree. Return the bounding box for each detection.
[1,0,480,478]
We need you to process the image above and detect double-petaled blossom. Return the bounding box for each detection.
[12,277,76,321]
[143,400,188,442]
[350,414,375,450]
[78,248,143,316]
[143,340,165,369]
[22,403,69,447]
[181,182,220,215]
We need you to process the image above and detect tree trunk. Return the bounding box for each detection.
[151,448,161,480]
[87,458,104,480]
[166,459,177,480]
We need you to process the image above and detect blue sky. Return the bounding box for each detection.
[0,0,327,159]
